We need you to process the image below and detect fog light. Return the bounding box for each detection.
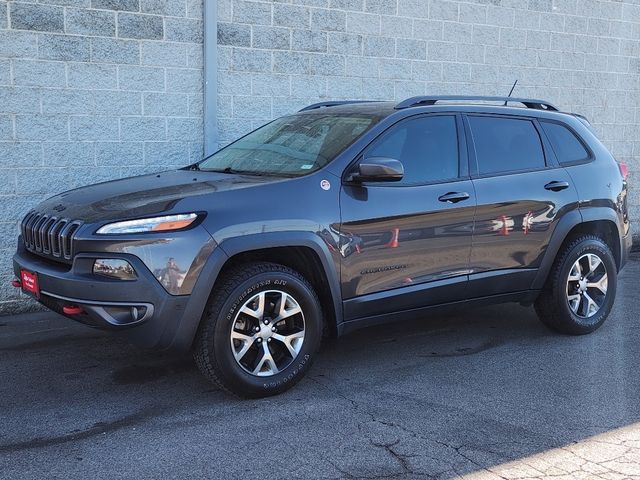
[93,259,136,280]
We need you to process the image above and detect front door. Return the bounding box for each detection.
[338,114,476,320]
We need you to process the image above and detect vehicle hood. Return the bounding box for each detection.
[34,169,286,223]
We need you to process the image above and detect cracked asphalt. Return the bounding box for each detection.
[2,255,640,479]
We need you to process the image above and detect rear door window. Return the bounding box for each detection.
[467,116,546,175]
[540,121,590,165]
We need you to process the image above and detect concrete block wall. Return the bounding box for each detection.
[216,0,640,231]
[0,0,204,313]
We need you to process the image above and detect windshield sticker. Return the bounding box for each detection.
[320,179,331,191]
[301,164,313,170]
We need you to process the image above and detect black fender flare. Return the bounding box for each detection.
[164,245,229,352]
[531,207,621,290]
[580,206,624,269]
[166,232,342,351]
[218,231,343,325]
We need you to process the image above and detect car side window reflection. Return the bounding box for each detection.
[365,115,459,185]
[468,116,546,175]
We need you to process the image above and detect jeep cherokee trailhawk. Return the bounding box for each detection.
[13,96,632,397]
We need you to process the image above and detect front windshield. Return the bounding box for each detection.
[198,113,379,176]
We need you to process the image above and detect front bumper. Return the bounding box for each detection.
[13,243,192,350]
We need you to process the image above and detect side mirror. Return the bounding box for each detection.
[351,157,404,183]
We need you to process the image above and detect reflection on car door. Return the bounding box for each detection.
[464,114,579,297]
[337,114,477,321]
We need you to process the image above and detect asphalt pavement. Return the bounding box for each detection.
[2,255,640,479]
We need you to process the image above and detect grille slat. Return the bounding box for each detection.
[60,222,80,259]
[21,211,82,262]
[33,215,48,251]
[25,213,39,248]
[41,217,57,254]
[31,215,40,250]
[50,220,67,257]
[21,212,34,245]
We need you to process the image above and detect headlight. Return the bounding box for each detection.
[93,259,136,280]
[96,213,198,235]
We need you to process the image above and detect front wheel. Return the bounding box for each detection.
[193,262,323,398]
[535,235,617,335]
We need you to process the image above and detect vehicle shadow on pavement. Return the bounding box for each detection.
[1,260,639,479]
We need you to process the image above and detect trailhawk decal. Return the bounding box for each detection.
[360,264,408,275]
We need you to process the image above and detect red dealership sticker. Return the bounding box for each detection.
[20,270,39,298]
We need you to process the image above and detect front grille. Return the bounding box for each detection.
[21,211,82,262]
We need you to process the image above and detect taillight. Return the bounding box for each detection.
[618,162,629,180]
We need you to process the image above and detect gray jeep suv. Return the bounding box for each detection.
[13,96,632,397]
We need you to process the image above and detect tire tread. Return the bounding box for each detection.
[535,234,615,335]
[193,262,319,398]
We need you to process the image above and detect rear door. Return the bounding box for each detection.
[339,114,476,320]
[464,114,579,297]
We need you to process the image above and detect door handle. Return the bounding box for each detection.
[438,191,470,203]
[544,181,570,192]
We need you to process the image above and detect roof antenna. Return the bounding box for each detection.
[504,80,518,105]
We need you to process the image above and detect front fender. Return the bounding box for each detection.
[164,231,343,351]
[161,246,230,351]
[218,231,343,326]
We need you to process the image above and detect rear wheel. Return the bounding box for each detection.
[193,262,323,398]
[535,235,617,335]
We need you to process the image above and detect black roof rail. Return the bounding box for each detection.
[395,95,559,112]
[299,100,380,112]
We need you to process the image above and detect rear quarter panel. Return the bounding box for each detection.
[560,117,629,240]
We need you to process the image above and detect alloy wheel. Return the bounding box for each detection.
[230,290,306,377]
[566,253,608,319]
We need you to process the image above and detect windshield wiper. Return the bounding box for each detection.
[201,166,244,174]
[200,166,265,176]
[186,162,201,171]
[198,166,297,178]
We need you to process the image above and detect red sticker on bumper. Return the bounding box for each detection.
[20,270,39,298]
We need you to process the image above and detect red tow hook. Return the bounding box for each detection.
[11,279,22,288]
[63,305,84,315]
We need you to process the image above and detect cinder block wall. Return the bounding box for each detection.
[216,0,640,228]
[0,0,204,313]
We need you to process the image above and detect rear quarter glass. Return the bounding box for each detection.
[540,121,591,165]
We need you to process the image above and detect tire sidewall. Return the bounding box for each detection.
[211,270,322,396]
[555,239,617,332]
